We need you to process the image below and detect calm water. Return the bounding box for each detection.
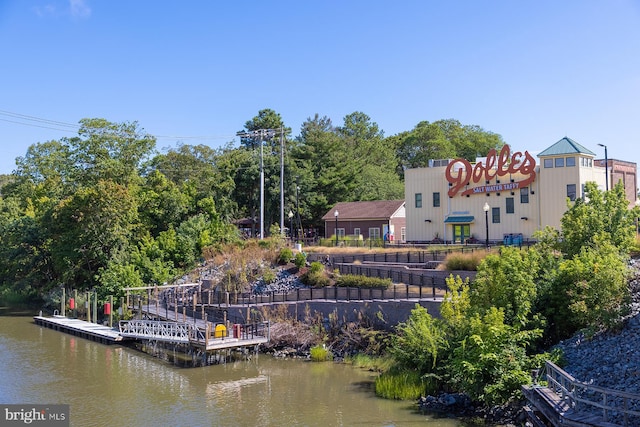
[0,315,462,427]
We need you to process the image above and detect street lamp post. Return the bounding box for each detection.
[597,143,608,191]
[288,210,294,242]
[334,210,339,247]
[483,202,490,249]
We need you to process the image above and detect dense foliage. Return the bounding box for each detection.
[0,112,500,302]
[386,182,638,406]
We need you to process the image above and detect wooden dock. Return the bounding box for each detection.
[33,315,125,344]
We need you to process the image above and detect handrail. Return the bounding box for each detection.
[544,360,640,426]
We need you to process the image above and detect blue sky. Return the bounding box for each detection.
[1,0,639,178]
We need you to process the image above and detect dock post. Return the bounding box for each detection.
[74,289,78,318]
[61,287,66,317]
[109,295,113,328]
[93,292,97,323]
[86,291,91,323]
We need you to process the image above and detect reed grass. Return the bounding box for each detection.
[310,344,333,362]
[375,370,427,400]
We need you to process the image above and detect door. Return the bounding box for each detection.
[452,224,470,244]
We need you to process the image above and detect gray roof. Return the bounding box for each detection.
[537,137,596,157]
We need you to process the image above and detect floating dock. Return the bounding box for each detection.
[34,315,124,344]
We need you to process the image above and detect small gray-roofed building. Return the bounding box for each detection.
[322,200,406,242]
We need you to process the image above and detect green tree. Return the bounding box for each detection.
[472,247,539,328]
[561,181,637,258]
[390,304,446,373]
[393,119,503,172]
[551,235,631,337]
[337,112,403,201]
[46,180,139,290]
[69,118,156,187]
[446,307,541,404]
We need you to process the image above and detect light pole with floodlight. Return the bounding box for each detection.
[483,202,490,249]
[334,210,339,246]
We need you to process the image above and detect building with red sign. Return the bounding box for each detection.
[404,137,637,244]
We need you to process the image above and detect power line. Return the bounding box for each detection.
[0,109,237,142]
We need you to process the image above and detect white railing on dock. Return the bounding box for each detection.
[119,320,192,343]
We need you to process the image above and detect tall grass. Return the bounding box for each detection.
[345,353,395,372]
[375,370,429,400]
[310,344,333,362]
[440,250,488,271]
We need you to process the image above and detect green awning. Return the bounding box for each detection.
[444,215,475,224]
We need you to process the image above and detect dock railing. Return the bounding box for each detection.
[544,360,640,426]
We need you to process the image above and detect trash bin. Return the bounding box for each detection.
[503,233,513,246]
[233,324,242,338]
[513,233,523,246]
[214,324,227,338]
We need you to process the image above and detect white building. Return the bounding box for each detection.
[404,137,637,244]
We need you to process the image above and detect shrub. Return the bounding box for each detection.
[336,275,391,289]
[309,261,324,274]
[441,251,486,271]
[277,248,293,265]
[262,268,276,284]
[301,270,330,288]
[294,252,306,268]
[310,344,333,362]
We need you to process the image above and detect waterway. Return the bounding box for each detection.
[0,315,463,426]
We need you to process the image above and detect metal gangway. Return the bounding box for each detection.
[118,320,202,344]
[522,361,640,427]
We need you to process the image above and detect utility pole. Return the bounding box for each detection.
[280,126,285,236]
[236,128,282,239]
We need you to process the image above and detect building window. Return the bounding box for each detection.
[433,192,440,207]
[401,227,406,242]
[555,157,565,167]
[415,193,422,208]
[354,227,361,238]
[506,197,514,214]
[520,187,529,204]
[369,227,381,239]
[544,158,553,168]
[566,156,576,167]
[492,207,500,224]
[567,184,577,201]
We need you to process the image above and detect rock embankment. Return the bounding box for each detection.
[555,258,640,393]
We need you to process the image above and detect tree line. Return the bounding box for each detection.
[0,111,502,299]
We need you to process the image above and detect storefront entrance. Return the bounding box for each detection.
[452,224,470,244]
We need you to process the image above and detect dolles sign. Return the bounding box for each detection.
[445,145,537,197]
